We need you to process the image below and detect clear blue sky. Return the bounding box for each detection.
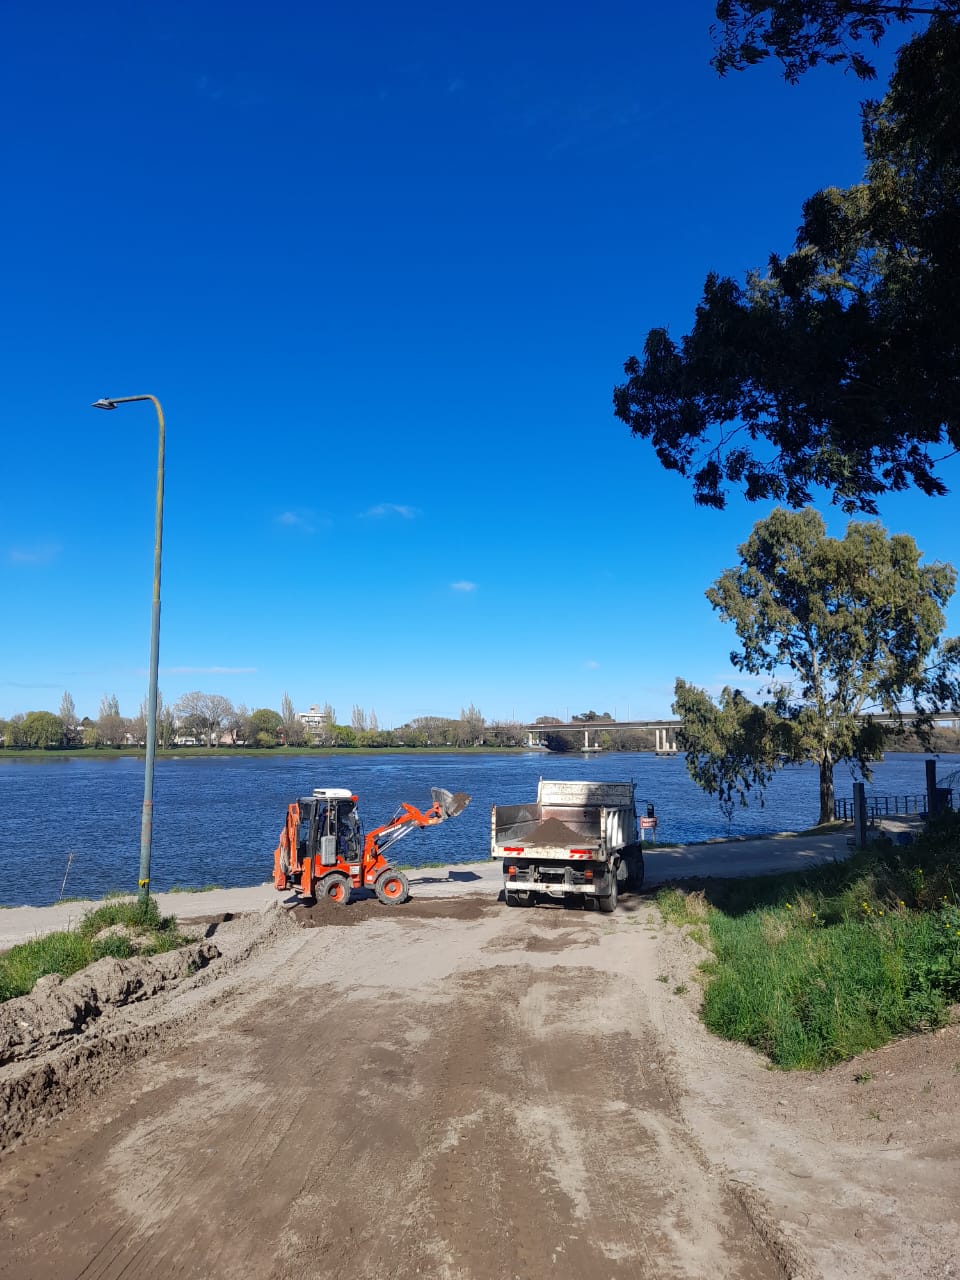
[2,1,956,726]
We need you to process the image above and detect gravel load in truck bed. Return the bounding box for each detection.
[518,816,594,847]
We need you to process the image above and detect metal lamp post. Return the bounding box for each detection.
[92,395,166,900]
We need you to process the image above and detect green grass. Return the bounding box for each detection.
[166,884,225,893]
[656,812,960,1070]
[0,896,187,1003]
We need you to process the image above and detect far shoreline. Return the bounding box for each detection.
[0,745,538,761]
[1,743,957,762]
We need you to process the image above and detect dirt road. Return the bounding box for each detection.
[3,891,958,1280]
[0,898,786,1280]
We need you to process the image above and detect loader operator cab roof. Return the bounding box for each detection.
[312,788,356,801]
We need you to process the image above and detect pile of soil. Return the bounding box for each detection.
[289,896,491,928]
[0,942,220,1065]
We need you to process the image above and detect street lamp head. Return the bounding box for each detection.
[91,398,118,410]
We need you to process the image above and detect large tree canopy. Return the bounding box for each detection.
[676,508,960,824]
[711,0,960,81]
[614,15,960,513]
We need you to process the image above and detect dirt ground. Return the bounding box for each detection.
[0,893,957,1279]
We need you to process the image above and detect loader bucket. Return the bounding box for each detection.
[431,788,471,820]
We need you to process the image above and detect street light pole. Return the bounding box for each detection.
[92,395,166,900]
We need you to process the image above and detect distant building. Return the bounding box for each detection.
[297,704,332,732]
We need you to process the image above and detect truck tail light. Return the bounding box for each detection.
[584,869,594,880]
[503,846,525,853]
[507,865,518,876]
[570,849,591,856]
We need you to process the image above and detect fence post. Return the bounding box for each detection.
[925,759,937,816]
[853,781,867,849]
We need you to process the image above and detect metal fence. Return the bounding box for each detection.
[834,790,956,821]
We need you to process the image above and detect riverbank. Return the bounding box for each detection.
[0,822,871,948]
[0,745,535,760]
[3,733,959,760]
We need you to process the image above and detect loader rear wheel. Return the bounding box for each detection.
[318,873,352,906]
[375,869,410,905]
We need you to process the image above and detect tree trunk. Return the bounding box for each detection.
[818,754,835,826]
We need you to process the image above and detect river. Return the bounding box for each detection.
[0,750,957,907]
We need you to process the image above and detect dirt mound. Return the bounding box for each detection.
[0,942,220,1066]
[0,911,291,1156]
[289,895,492,928]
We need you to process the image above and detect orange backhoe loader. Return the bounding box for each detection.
[272,786,470,906]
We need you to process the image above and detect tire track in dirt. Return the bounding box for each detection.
[0,902,789,1279]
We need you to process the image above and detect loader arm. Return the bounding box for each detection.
[364,801,445,859]
[363,790,471,861]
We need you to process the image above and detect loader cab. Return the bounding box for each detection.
[300,787,361,861]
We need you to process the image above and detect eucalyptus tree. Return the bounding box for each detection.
[678,508,960,824]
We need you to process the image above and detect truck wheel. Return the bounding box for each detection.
[624,846,645,892]
[598,873,618,914]
[505,888,535,907]
[506,885,537,906]
[375,869,410,905]
[318,873,352,906]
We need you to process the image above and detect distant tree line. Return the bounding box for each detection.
[0,694,532,751]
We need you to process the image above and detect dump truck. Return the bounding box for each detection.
[491,779,648,912]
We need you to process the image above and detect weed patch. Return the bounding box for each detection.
[657,813,960,1070]
[656,888,708,927]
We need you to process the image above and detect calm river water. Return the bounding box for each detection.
[1,751,957,907]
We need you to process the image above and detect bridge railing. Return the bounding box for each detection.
[834,790,956,821]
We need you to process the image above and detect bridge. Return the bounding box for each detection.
[523,720,683,752]
[523,712,960,754]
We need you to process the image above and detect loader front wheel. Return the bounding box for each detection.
[318,873,352,906]
[375,869,410,905]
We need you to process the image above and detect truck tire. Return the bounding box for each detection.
[318,872,352,906]
[624,846,645,892]
[597,872,618,914]
[505,888,535,907]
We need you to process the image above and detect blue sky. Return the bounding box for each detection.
[2,1,957,727]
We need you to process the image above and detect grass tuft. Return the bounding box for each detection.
[0,895,187,1003]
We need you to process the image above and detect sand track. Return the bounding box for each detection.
[0,899,789,1279]
[0,894,956,1278]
